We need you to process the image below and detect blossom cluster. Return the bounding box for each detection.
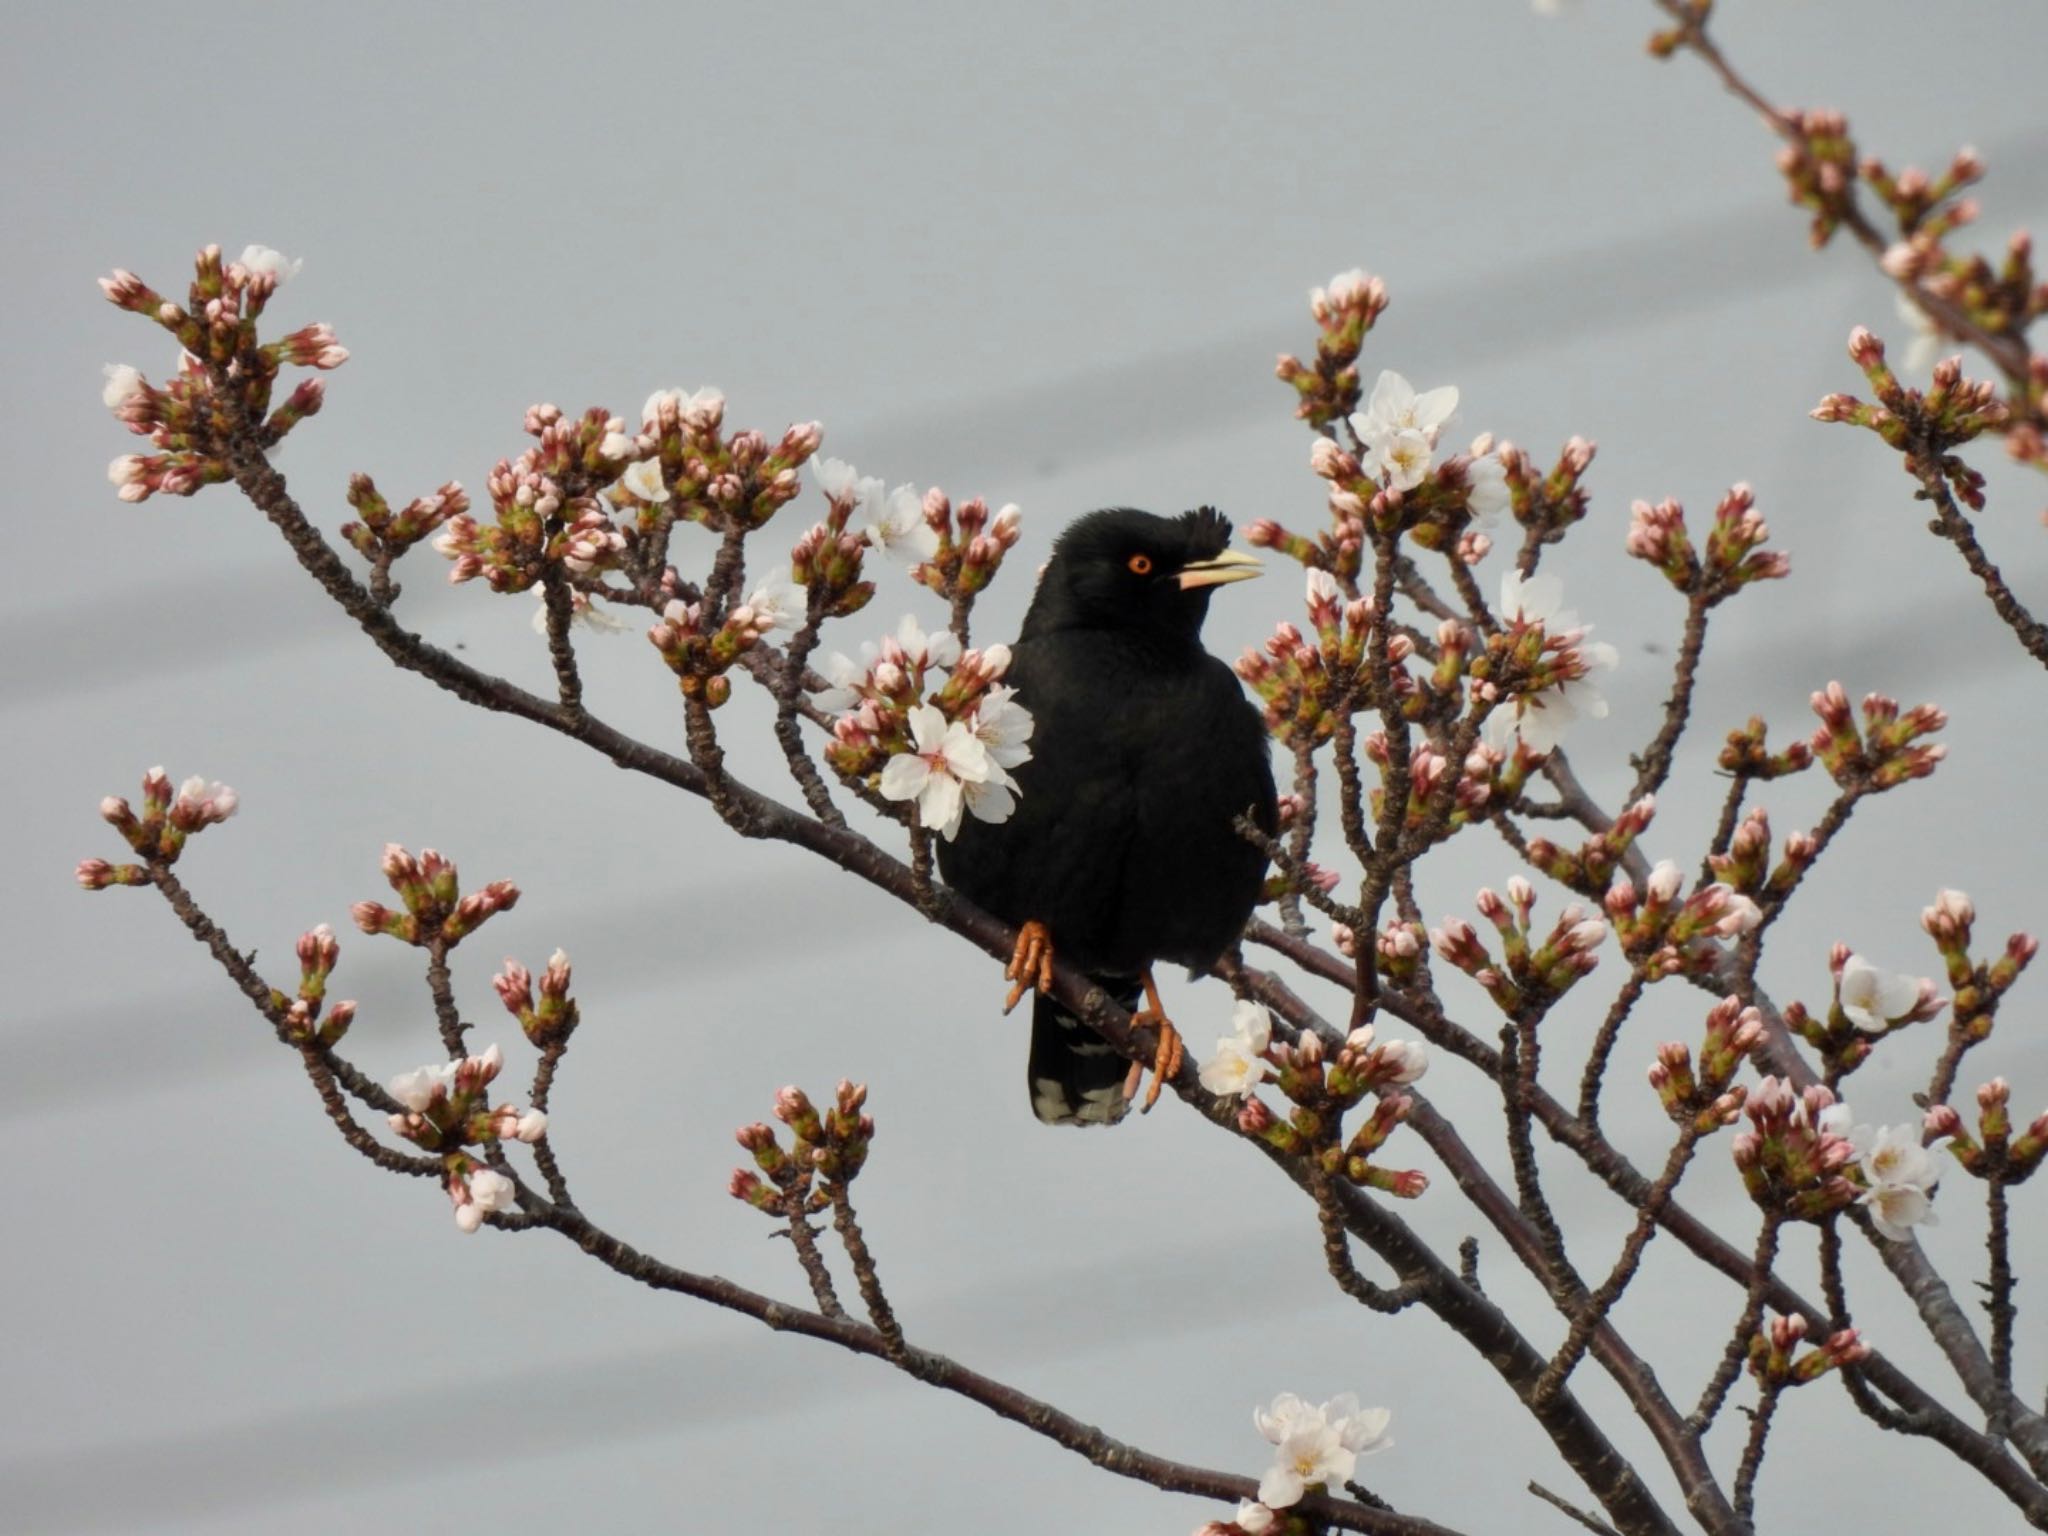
[1201,1002,1428,1197]
[1647,996,1761,1129]
[340,472,470,564]
[1749,1312,1872,1389]
[1807,680,1946,791]
[1783,949,1943,1078]
[644,570,800,706]
[280,923,357,1049]
[492,949,579,1049]
[78,766,240,887]
[1732,1078,1943,1239]
[1927,1078,2048,1185]
[728,1080,877,1215]
[430,392,822,626]
[388,1043,546,1148]
[1274,266,1389,430]
[1813,329,2011,508]
[386,1043,548,1233]
[1483,570,1618,756]
[1914,888,2038,1068]
[788,459,1023,627]
[1702,804,1818,901]
[1522,793,1658,892]
[1742,108,2047,470]
[1203,1391,1393,1529]
[1296,371,1512,560]
[1604,859,1762,981]
[1847,1118,1944,1240]
[1625,483,1792,598]
[100,245,346,504]
[1360,723,1513,838]
[1234,569,1379,744]
[908,488,1024,606]
[1731,1077,1858,1222]
[1432,880,1609,1012]
[813,614,1032,839]
[350,843,520,947]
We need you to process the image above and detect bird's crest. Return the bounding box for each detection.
[1176,505,1233,562]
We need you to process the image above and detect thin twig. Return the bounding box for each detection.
[1313,1170,1432,1315]
[828,1181,905,1358]
[1915,468,2048,670]
[1988,1175,2017,1439]
[1529,1481,1625,1536]
[1732,1384,1783,1524]
[540,571,587,715]
[781,1196,847,1321]
[1538,1123,1704,1406]
[425,935,465,1057]
[1578,966,1649,1130]
[1693,1214,1781,1434]
[1627,592,1710,805]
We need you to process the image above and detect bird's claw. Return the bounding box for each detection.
[1003,920,1055,1015]
[1121,970,1183,1114]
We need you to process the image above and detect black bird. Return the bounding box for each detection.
[939,506,1278,1124]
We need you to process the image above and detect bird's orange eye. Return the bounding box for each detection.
[1127,553,1154,575]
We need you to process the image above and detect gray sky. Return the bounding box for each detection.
[7,2,2048,1532]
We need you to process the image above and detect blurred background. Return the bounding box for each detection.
[7,2,2047,1531]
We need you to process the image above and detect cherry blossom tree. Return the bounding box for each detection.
[75,7,2048,1533]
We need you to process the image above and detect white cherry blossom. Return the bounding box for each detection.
[1198,1032,1270,1097]
[1320,1393,1394,1457]
[1852,1122,1943,1240]
[1377,427,1437,491]
[389,1060,457,1113]
[894,611,961,671]
[967,686,1034,771]
[455,1167,517,1233]
[1465,452,1511,526]
[101,363,144,411]
[1352,369,1459,449]
[743,568,805,634]
[236,244,303,283]
[878,705,992,839]
[811,651,868,715]
[620,457,669,503]
[866,482,940,562]
[1837,955,1923,1034]
[1259,1422,1355,1509]
[811,455,881,510]
[1253,1391,1318,1444]
[1200,1002,1275,1097]
[1487,569,1619,755]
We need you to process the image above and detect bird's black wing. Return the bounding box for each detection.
[939,631,1144,970]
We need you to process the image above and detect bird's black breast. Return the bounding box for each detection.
[939,628,1277,976]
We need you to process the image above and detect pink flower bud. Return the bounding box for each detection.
[1924,1103,1963,1138]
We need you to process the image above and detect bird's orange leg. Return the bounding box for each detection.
[1121,967,1183,1114]
[1003,920,1056,1014]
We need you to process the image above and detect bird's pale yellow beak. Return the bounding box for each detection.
[1177,548,1263,590]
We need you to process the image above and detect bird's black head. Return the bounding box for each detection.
[1020,506,1262,643]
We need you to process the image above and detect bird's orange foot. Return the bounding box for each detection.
[1120,969,1184,1114]
[1003,920,1055,1014]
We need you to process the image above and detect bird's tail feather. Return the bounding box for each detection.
[1027,978,1140,1127]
